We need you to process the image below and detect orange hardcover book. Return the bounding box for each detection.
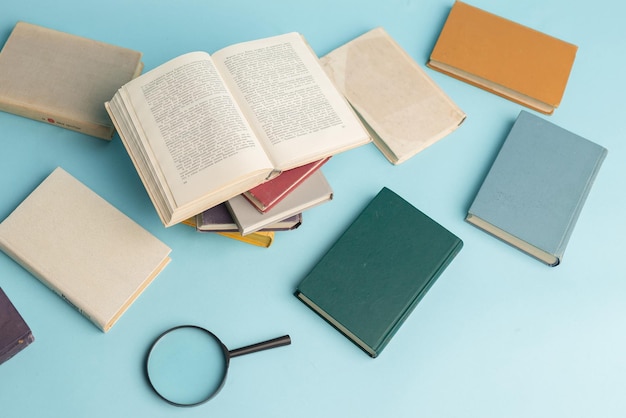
[427,1,577,114]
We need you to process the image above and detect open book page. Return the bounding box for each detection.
[211,33,370,170]
[107,92,174,222]
[120,52,274,209]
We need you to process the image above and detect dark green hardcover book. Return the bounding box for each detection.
[295,187,463,357]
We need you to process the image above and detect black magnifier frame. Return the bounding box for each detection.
[145,325,291,407]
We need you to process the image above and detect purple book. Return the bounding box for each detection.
[0,288,34,365]
[195,202,301,232]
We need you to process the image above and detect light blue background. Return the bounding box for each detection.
[1,1,625,417]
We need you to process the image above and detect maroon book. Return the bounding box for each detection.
[0,288,34,365]
[243,157,330,212]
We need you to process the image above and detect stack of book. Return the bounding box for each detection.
[104,32,372,227]
[184,158,333,247]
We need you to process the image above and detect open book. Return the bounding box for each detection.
[106,32,370,227]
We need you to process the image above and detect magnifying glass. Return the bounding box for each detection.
[145,325,291,407]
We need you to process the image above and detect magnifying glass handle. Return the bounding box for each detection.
[229,335,291,358]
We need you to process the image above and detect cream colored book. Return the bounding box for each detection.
[0,21,143,139]
[0,168,171,332]
[321,27,466,164]
[105,32,370,227]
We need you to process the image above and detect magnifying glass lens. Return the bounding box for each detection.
[146,327,227,406]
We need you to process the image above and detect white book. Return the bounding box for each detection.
[226,170,333,235]
[0,168,171,332]
[321,27,466,164]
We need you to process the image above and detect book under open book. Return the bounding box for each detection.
[243,157,329,212]
[182,215,277,248]
[227,169,332,235]
[106,32,370,227]
[194,202,301,232]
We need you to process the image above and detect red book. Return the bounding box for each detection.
[243,158,330,212]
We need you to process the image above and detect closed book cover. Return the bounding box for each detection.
[295,187,463,357]
[195,202,301,232]
[227,170,332,236]
[322,27,465,164]
[466,111,607,266]
[243,157,330,212]
[0,21,143,139]
[0,168,171,332]
[427,1,577,115]
[0,288,34,365]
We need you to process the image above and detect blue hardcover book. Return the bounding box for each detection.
[466,111,607,266]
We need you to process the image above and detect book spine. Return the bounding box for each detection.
[0,333,34,364]
[555,148,608,261]
[378,239,464,351]
[0,238,103,331]
[217,231,274,248]
[242,191,268,212]
[0,100,114,140]
[425,61,554,115]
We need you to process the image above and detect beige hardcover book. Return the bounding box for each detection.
[321,27,466,165]
[105,32,370,227]
[0,168,171,332]
[0,22,143,139]
[226,170,332,236]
